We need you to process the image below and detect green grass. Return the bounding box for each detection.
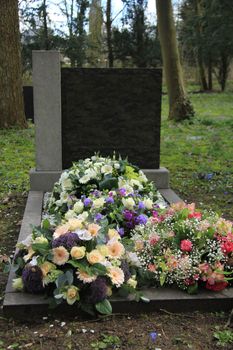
[0,124,35,196]
[0,88,232,218]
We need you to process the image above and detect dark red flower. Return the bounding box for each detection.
[206,281,228,292]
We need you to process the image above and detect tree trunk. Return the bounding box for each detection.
[106,0,114,67]
[42,0,49,50]
[156,0,194,121]
[0,0,27,129]
[195,0,208,91]
[207,57,212,91]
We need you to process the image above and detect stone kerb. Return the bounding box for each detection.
[30,50,170,192]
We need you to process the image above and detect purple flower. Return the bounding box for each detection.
[95,213,103,221]
[52,232,81,250]
[135,214,148,225]
[105,197,114,204]
[85,277,108,304]
[84,198,92,206]
[92,190,101,197]
[119,188,127,196]
[22,265,44,293]
[123,210,134,221]
[138,201,145,210]
[118,228,125,237]
[150,332,157,342]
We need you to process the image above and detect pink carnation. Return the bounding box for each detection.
[180,239,193,252]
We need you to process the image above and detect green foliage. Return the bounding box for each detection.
[95,299,112,315]
[91,334,121,349]
[214,327,233,347]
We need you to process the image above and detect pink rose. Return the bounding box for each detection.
[180,239,193,252]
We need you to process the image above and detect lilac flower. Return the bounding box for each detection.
[149,332,157,342]
[22,265,44,293]
[119,188,127,197]
[85,277,108,304]
[52,232,81,250]
[105,197,114,204]
[138,201,145,210]
[92,190,101,197]
[135,214,148,225]
[123,210,134,221]
[95,213,103,222]
[118,228,125,237]
[84,198,92,206]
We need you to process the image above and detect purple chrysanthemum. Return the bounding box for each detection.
[118,228,125,237]
[135,214,148,225]
[22,265,44,293]
[105,196,114,204]
[95,213,103,222]
[85,277,108,304]
[138,201,145,210]
[84,198,92,206]
[123,210,134,221]
[119,188,127,197]
[120,260,131,282]
[52,232,81,250]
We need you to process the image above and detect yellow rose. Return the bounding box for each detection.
[70,246,86,260]
[66,286,79,305]
[108,229,120,240]
[33,236,48,244]
[97,244,109,257]
[86,249,104,265]
[68,218,83,231]
[127,277,137,289]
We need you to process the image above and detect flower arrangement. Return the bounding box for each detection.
[46,155,158,216]
[12,155,233,315]
[131,202,233,294]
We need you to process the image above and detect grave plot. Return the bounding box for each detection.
[3,51,233,319]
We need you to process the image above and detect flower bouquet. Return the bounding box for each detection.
[12,155,233,315]
[131,202,233,294]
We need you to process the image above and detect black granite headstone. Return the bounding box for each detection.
[61,68,162,169]
[23,86,34,121]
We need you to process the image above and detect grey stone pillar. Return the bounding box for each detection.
[32,51,62,171]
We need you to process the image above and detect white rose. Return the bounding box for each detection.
[61,178,73,191]
[143,198,153,210]
[126,252,141,267]
[122,197,135,210]
[93,198,105,209]
[101,165,113,174]
[85,168,97,179]
[114,163,120,169]
[79,175,90,184]
[73,200,84,214]
[60,192,69,203]
[65,210,76,220]
[130,179,143,190]
[77,211,89,221]
[138,170,148,183]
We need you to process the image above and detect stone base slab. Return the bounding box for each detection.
[30,168,170,191]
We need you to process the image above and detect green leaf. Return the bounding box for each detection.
[65,270,74,285]
[42,218,50,230]
[95,299,112,315]
[159,273,166,286]
[99,177,118,190]
[187,283,198,294]
[90,263,107,276]
[32,242,49,254]
[55,273,66,288]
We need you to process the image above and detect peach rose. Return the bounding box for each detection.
[86,249,104,265]
[68,218,83,231]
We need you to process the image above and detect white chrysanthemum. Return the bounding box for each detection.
[79,175,90,184]
[122,197,135,210]
[93,198,105,209]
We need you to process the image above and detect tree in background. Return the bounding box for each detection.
[0,0,27,129]
[59,0,89,67]
[156,0,194,121]
[88,0,103,66]
[179,0,233,91]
